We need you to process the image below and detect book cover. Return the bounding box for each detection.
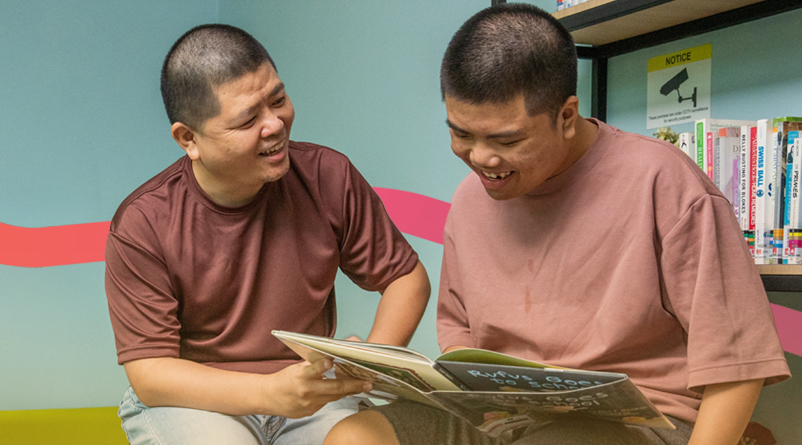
[272,331,675,436]
[678,132,695,161]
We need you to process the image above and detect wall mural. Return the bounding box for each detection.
[1,187,799,358]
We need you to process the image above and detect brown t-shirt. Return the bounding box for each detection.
[437,120,790,423]
[105,141,418,374]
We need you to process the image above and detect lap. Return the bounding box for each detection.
[371,401,693,445]
[119,387,360,445]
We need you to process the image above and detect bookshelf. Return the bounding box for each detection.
[550,0,802,121]
[546,0,802,292]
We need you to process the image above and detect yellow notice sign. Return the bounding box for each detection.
[648,44,712,73]
[646,44,711,129]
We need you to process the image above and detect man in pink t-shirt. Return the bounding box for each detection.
[105,25,431,445]
[326,4,789,445]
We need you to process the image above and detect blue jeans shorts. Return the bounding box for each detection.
[118,386,361,445]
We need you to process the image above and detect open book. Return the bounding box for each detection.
[272,331,674,437]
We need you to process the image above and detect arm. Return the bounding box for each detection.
[124,356,371,418]
[687,378,764,445]
[365,260,430,346]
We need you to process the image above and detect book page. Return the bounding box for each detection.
[273,330,461,391]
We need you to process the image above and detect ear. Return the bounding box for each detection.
[171,122,201,160]
[558,96,580,140]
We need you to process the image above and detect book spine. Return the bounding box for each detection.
[696,121,705,172]
[739,126,750,230]
[755,120,769,263]
[769,124,788,264]
[706,132,714,180]
[746,126,757,258]
[714,133,722,189]
[784,131,802,264]
[432,362,471,391]
[784,134,795,263]
[733,157,741,221]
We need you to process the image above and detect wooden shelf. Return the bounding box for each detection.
[758,265,802,276]
[554,0,765,46]
[757,265,802,292]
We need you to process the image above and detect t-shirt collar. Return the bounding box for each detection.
[525,118,612,196]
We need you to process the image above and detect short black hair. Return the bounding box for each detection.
[441,3,577,121]
[161,24,276,131]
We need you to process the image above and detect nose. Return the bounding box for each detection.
[259,111,284,138]
[469,142,501,168]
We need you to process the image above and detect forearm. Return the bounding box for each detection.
[124,357,277,416]
[687,379,764,445]
[366,260,430,346]
[124,356,369,418]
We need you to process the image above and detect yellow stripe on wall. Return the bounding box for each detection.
[0,407,126,445]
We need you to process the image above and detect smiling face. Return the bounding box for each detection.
[445,94,582,201]
[172,63,295,207]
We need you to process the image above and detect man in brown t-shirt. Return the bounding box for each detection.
[105,24,431,445]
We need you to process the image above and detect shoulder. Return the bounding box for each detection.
[109,157,188,235]
[288,140,351,172]
[603,124,720,197]
[286,140,370,194]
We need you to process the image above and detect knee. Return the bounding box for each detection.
[323,411,398,445]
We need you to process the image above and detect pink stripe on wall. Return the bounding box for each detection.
[0,189,800,358]
[0,221,109,268]
[373,187,450,245]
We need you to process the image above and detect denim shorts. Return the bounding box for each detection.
[118,386,361,445]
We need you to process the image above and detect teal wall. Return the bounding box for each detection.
[0,0,218,410]
[2,1,799,441]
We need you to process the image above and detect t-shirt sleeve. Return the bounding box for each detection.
[105,207,181,365]
[436,214,473,351]
[660,194,790,393]
[335,160,418,292]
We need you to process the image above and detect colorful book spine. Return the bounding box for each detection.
[739,125,751,230]
[716,127,740,204]
[773,117,802,263]
[766,122,787,264]
[754,119,771,264]
[733,157,741,223]
[784,131,802,263]
[748,126,758,257]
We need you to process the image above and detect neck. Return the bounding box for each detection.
[566,117,599,167]
[191,161,262,208]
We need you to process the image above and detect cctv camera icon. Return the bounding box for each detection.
[660,68,697,108]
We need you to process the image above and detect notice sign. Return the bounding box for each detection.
[646,44,711,129]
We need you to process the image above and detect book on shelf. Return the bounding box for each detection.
[713,127,741,205]
[678,132,695,160]
[779,118,802,263]
[783,130,801,263]
[272,330,675,437]
[755,119,778,264]
[741,125,758,255]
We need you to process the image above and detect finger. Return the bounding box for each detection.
[316,375,373,396]
[302,358,333,378]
